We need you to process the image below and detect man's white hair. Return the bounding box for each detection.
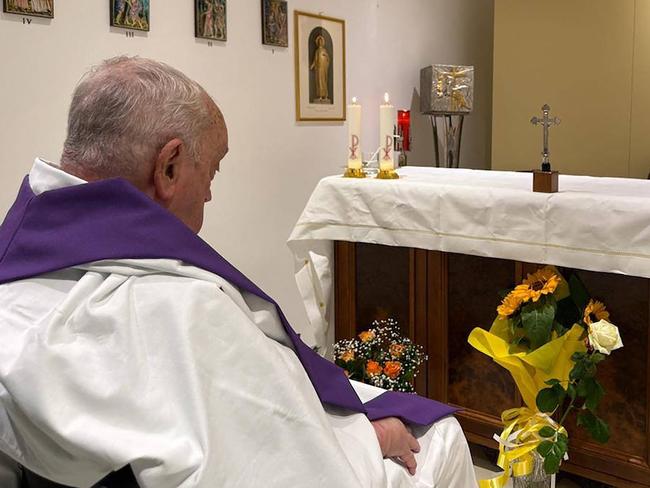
[61,56,211,177]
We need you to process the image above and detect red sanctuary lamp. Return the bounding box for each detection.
[397,110,411,150]
[397,109,411,166]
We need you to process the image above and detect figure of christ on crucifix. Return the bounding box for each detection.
[531,104,561,172]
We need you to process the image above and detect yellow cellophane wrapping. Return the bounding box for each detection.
[469,321,585,410]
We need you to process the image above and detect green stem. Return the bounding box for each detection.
[557,399,575,430]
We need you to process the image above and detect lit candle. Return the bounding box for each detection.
[379,92,396,171]
[397,110,411,151]
[347,97,362,170]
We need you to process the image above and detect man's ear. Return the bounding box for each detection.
[153,138,184,205]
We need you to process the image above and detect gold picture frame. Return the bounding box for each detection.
[110,0,150,32]
[3,0,54,18]
[195,0,227,42]
[294,11,346,122]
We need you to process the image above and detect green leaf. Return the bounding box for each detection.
[591,352,607,364]
[571,352,586,362]
[537,387,560,413]
[571,357,596,382]
[539,426,556,438]
[569,274,590,312]
[537,440,554,456]
[577,377,605,411]
[521,300,556,350]
[545,379,561,386]
[543,452,562,474]
[569,364,583,382]
[552,440,568,458]
[567,383,577,402]
[552,320,569,337]
[512,314,523,329]
[539,437,568,475]
[556,433,569,451]
[577,411,610,443]
[513,336,530,347]
[552,383,567,405]
[555,297,581,329]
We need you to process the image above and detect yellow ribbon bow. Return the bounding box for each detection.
[479,407,567,488]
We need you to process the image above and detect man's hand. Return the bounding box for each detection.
[370,417,421,476]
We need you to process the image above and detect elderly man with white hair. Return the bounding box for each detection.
[0,56,477,488]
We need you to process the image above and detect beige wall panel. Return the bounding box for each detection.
[630,0,650,179]
[492,0,634,177]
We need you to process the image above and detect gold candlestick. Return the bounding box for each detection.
[376,168,399,179]
[343,167,366,178]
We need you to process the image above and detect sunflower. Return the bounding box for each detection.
[584,299,610,325]
[522,267,561,302]
[510,284,534,302]
[497,292,524,318]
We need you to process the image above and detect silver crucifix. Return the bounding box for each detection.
[530,104,560,171]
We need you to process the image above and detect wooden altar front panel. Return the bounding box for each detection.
[334,241,650,487]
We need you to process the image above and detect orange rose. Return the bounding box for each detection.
[383,361,402,379]
[359,330,376,342]
[366,360,382,376]
[340,350,355,362]
[389,343,405,358]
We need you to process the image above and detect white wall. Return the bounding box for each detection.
[0,0,493,339]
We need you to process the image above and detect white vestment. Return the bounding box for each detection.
[0,160,477,488]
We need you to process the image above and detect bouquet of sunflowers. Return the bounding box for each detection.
[333,319,427,393]
[468,266,623,485]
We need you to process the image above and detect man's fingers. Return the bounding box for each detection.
[400,451,417,476]
[408,433,420,453]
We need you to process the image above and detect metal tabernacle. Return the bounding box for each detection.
[420,64,474,168]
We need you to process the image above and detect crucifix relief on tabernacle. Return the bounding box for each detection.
[530,104,561,171]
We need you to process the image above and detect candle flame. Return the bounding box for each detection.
[352,97,357,104]
[384,92,390,104]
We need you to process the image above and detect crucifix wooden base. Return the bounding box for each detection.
[533,169,559,193]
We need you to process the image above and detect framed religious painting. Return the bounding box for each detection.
[294,11,346,121]
[3,0,54,18]
[110,0,150,32]
[261,0,288,48]
[195,0,227,42]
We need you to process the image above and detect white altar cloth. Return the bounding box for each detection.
[287,167,650,351]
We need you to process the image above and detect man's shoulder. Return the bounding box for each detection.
[109,259,244,312]
[77,258,234,290]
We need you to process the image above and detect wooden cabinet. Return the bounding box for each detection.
[334,241,650,487]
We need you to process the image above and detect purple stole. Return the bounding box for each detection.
[0,176,456,425]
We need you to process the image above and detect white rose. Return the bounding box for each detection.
[588,319,623,355]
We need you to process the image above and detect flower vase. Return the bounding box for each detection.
[512,453,556,488]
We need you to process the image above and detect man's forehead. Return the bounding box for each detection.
[209,119,228,162]
[201,96,228,157]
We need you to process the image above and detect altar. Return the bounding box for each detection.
[288,166,650,486]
